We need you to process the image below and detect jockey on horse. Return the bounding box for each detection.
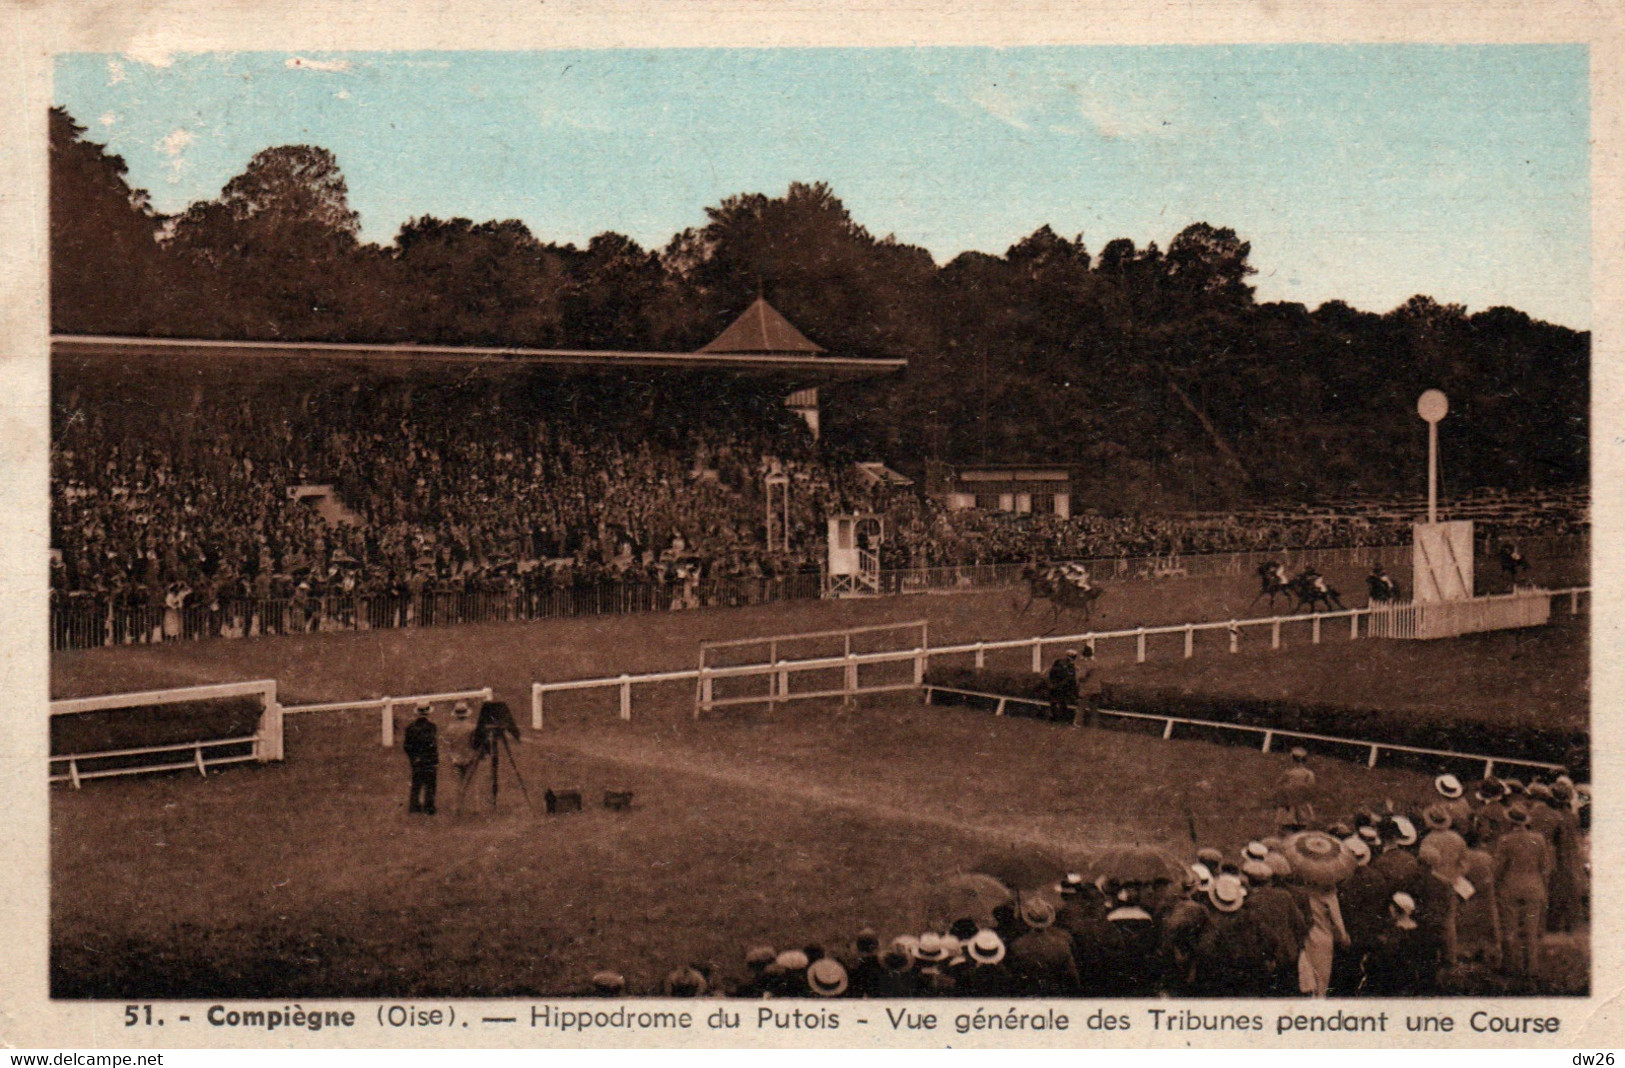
[1366,564,1400,603]
[1293,566,1346,612]
[1251,559,1293,610]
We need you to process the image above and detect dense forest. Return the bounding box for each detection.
[50,107,1588,508]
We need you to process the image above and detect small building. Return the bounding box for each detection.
[937,465,1072,518]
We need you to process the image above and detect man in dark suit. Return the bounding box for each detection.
[403,704,439,815]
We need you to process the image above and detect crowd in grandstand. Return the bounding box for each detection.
[49,380,1589,643]
[583,766,1589,999]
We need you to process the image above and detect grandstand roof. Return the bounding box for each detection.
[53,333,901,387]
[698,299,825,355]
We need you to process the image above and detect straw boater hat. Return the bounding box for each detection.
[912,933,950,963]
[1283,831,1357,888]
[745,945,776,969]
[591,970,626,996]
[1196,847,1225,869]
[1290,747,1309,762]
[1207,874,1247,913]
[1060,873,1086,897]
[1503,778,1526,796]
[940,935,966,965]
[1506,804,1531,826]
[776,949,810,971]
[1391,892,1418,931]
[1241,859,1274,885]
[1528,782,1554,802]
[1435,774,1465,799]
[891,934,919,960]
[1422,804,1453,832]
[1342,837,1372,867]
[967,929,1006,966]
[662,967,707,997]
[808,958,849,998]
[1326,822,1354,840]
[1265,851,1294,879]
[1242,841,1271,862]
[1189,863,1214,890]
[1020,896,1056,930]
[1476,778,1506,802]
[1388,816,1419,847]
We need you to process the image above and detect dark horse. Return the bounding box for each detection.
[1289,571,1346,613]
[1017,564,1106,632]
[1366,573,1405,604]
[1249,561,1294,611]
[1500,545,1532,589]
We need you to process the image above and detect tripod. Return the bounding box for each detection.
[455,723,535,814]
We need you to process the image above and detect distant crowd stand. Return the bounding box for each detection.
[49,384,1588,651]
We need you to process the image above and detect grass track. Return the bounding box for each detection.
[50,567,1589,998]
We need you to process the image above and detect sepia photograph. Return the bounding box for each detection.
[15,15,1612,1044]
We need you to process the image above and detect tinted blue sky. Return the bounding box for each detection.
[55,46,1590,328]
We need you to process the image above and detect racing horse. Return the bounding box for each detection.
[1366,572,1405,604]
[1499,544,1532,590]
[1249,561,1295,611]
[1017,564,1106,633]
[1289,570,1346,613]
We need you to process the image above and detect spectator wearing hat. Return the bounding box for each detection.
[874,943,920,998]
[1046,651,1079,724]
[1272,748,1317,832]
[663,966,708,997]
[1189,875,1271,998]
[1242,860,1309,996]
[1473,779,1513,847]
[807,958,849,998]
[841,928,885,998]
[1495,805,1552,978]
[1331,836,1390,995]
[1363,893,1433,996]
[1419,804,1468,965]
[957,929,1012,996]
[444,699,477,781]
[1372,818,1420,887]
[402,704,438,815]
[590,970,627,997]
[734,945,778,998]
[1007,896,1080,996]
[1457,829,1502,969]
[1073,646,1105,729]
[1435,774,1474,832]
[1546,782,1584,933]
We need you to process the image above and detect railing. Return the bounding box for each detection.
[283,686,495,747]
[921,685,1566,779]
[49,535,1588,651]
[525,588,1588,727]
[49,736,262,788]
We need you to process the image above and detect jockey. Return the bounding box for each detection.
[1303,567,1328,594]
[1370,565,1395,598]
[1061,562,1092,591]
[1269,561,1289,587]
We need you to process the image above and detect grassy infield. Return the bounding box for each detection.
[50,562,1589,998]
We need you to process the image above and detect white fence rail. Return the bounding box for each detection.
[49,678,282,788]
[922,685,1567,779]
[284,686,495,747]
[526,587,1587,728]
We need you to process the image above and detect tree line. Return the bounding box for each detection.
[50,106,1588,507]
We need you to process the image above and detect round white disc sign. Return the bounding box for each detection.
[1417,389,1449,423]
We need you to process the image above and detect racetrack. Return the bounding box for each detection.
[50,562,1590,998]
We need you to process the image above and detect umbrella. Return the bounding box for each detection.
[917,873,1014,931]
[1282,831,1357,888]
[1083,845,1184,887]
[970,846,1068,891]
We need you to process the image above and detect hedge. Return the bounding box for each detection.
[922,666,1588,775]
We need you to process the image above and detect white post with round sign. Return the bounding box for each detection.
[1417,389,1448,524]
